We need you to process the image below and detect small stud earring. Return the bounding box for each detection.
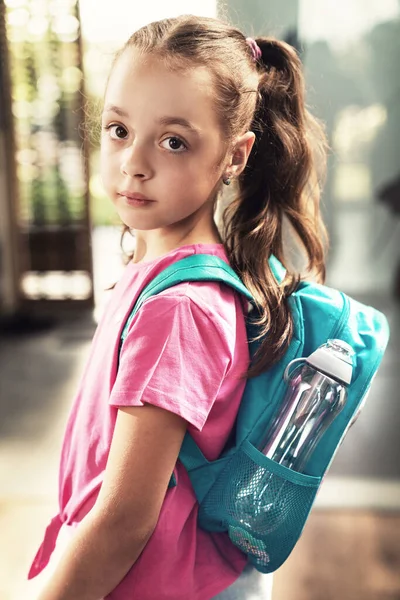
[223,176,231,186]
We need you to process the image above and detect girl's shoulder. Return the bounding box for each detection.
[140,243,245,328]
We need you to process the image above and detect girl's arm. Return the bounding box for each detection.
[37,404,187,600]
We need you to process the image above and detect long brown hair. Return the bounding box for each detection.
[110,15,328,377]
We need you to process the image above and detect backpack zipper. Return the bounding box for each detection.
[329,292,350,340]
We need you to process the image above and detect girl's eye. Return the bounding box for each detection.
[105,124,128,140]
[160,136,187,153]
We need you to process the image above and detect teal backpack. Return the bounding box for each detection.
[120,253,390,573]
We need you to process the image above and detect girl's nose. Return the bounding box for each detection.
[120,142,153,179]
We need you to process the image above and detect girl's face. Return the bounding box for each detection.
[101,49,227,235]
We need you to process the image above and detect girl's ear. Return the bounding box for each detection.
[226,131,256,179]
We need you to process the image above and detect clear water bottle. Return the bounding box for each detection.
[259,338,355,472]
[236,339,355,533]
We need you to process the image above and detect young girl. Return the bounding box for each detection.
[27,14,327,600]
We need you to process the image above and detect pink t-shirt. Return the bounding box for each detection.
[28,243,250,599]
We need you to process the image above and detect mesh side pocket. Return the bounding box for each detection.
[198,440,321,573]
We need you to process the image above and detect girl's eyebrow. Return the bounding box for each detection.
[158,116,200,136]
[103,104,129,117]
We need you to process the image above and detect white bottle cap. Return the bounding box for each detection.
[306,339,354,385]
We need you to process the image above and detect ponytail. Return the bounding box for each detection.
[223,38,328,377]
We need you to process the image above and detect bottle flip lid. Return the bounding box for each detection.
[306,339,355,385]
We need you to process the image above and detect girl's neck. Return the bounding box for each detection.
[131,227,223,265]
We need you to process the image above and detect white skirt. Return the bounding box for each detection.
[212,564,274,599]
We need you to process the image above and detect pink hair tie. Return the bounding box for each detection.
[246,37,262,62]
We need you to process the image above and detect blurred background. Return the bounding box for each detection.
[0,0,399,599]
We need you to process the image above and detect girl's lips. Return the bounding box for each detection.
[119,192,155,206]
[119,191,153,201]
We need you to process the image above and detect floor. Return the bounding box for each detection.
[273,510,400,600]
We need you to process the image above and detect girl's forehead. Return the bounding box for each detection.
[106,49,215,110]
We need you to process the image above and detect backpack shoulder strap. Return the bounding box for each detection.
[121,253,286,343]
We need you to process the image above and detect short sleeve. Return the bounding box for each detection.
[109,293,233,431]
